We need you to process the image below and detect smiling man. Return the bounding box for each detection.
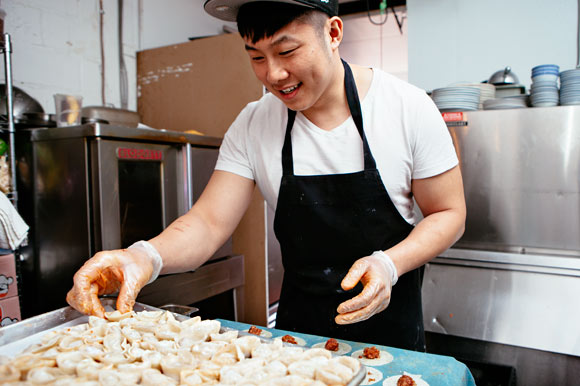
[67,0,466,351]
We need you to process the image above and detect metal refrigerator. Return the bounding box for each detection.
[422,106,580,385]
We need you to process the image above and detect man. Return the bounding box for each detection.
[67,0,465,351]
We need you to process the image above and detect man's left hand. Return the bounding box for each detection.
[335,251,397,324]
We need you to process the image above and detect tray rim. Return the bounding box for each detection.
[0,298,173,346]
[0,299,365,386]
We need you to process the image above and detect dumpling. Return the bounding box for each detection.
[26,366,65,384]
[276,346,305,366]
[0,364,20,383]
[192,341,228,360]
[191,320,221,337]
[194,360,221,382]
[98,368,141,385]
[74,358,103,380]
[133,310,164,323]
[142,350,163,369]
[58,335,85,352]
[210,330,238,343]
[55,351,86,375]
[288,360,320,379]
[315,360,354,384]
[331,356,360,373]
[180,369,204,385]
[232,335,261,358]
[160,351,197,381]
[301,348,332,360]
[180,315,202,328]
[211,343,244,366]
[219,365,246,384]
[104,310,134,322]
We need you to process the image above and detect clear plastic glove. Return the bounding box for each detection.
[335,251,398,325]
[66,240,163,318]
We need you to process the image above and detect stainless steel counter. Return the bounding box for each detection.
[422,106,580,385]
[28,122,222,148]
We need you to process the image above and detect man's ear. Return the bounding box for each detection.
[328,16,343,50]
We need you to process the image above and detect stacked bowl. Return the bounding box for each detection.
[431,86,481,112]
[530,64,560,107]
[455,83,496,109]
[559,68,580,105]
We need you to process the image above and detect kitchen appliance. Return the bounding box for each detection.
[15,123,242,319]
[422,106,580,385]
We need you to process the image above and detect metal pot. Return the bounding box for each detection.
[487,66,520,85]
[0,84,44,117]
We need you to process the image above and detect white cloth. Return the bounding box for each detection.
[216,68,458,225]
[0,192,28,250]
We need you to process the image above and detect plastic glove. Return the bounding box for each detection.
[335,250,398,325]
[66,240,163,318]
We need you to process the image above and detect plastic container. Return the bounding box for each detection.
[54,93,83,127]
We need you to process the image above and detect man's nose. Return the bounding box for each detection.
[266,60,288,84]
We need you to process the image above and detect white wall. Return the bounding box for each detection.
[340,8,408,81]
[407,0,577,91]
[0,0,226,114]
[139,0,235,50]
[2,0,139,112]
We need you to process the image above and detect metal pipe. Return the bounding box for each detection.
[3,33,17,207]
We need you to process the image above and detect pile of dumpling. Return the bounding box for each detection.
[0,310,361,385]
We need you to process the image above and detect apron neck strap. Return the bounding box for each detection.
[281,59,377,176]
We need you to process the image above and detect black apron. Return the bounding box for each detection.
[273,60,426,351]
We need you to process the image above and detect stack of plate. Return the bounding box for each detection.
[482,95,528,110]
[431,86,481,112]
[530,64,560,107]
[559,68,580,105]
[455,83,496,109]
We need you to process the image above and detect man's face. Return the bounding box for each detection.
[243,19,334,113]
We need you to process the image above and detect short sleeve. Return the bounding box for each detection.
[215,106,255,181]
[411,93,458,179]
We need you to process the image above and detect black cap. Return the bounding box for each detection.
[204,0,338,22]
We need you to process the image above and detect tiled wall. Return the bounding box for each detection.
[341,9,408,82]
[1,0,140,112]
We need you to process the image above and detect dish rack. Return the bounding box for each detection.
[0,32,17,208]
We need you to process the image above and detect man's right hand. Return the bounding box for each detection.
[66,242,161,318]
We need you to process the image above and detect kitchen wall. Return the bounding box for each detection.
[2,0,408,115]
[407,0,577,91]
[0,0,227,114]
[1,0,140,112]
[139,0,235,50]
[8,0,568,111]
[340,8,408,81]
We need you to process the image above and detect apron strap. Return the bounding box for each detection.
[282,109,297,176]
[281,60,377,176]
[342,59,376,171]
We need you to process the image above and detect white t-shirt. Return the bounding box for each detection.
[215,68,458,225]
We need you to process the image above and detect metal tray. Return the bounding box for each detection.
[0,299,179,356]
[0,299,365,386]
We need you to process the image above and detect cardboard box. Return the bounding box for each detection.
[0,253,17,299]
[137,33,263,137]
[137,33,271,326]
[0,296,21,326]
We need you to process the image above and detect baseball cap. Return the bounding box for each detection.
[204,0,339,22]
